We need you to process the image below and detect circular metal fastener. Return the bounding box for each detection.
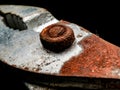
[40,23,75,52]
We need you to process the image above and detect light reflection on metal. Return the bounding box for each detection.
[0,5,120,89]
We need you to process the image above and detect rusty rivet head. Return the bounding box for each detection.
[40,23,75,52]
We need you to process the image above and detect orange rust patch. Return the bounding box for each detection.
[60,34,120,78]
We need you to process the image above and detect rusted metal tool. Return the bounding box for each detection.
[0,5,120,89]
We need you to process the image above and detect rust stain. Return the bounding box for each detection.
[60,34,120,78]
[24,67,29,70]
[40,22,75,52]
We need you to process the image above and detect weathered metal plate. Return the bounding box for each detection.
[0,5,120,89]
[0,5,91,75]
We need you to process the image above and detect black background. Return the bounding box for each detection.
[0,0,120,90]
[0,0,120,46]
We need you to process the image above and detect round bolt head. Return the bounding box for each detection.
[40,23,75,52]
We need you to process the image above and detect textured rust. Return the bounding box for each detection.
[40,22,75,52]
[48,25,66,37]
[60,34,120,78]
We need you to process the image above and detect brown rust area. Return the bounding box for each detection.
[40,21,75,52]
[60,34,120,78]
[48,25,65,37]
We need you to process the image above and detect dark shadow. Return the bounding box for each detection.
[0,61,100,90]
[0,61,29,90]
[0,0,120,47]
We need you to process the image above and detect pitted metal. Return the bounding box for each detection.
[0,5,91,75]
[0,5,120,89]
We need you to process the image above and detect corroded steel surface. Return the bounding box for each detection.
[60,33,120,78]
[0,5,120,89]
[0,5,91,74]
